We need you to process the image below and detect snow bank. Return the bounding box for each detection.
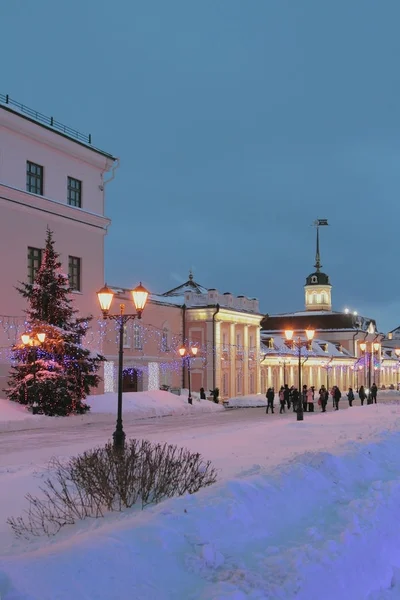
[3,431,400,599]
[225,394,267,408]
[0,399,45,425]
[0,390,224,428]
[87,390,224,418]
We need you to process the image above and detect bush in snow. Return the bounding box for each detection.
[7,439,218,538]
[5,228,103,416]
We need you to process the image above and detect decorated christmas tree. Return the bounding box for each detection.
[6,228,103,416]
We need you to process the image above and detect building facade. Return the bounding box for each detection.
[103,274,263,399]
[260,226,399,391]
[0,95,117,391]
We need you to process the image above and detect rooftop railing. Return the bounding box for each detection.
[0,93,92,145]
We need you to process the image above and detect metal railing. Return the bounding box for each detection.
[0,93,92,145]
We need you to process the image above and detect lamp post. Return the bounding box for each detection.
[21,331,46,411]
[284,329,315,421]
[179,345,198,404]
[97,283,149,449]
[360,341,381,392]
[321,358,333,390]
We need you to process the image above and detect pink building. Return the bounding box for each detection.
[0,95,117,391]
[104,274,263,399]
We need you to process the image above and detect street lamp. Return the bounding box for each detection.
[97,282,149,449]
[21,331,46,412]
[178,345,198,405]
[321,359,333,390]
[284,329,315,421]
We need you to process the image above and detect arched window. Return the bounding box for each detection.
[161,322,170,352]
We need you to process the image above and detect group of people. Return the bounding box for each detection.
[265,382,379,414]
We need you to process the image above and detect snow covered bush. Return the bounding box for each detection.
[5,228,103,416]
[7,439,217,538]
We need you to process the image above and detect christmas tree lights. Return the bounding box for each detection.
[5,228,103,416]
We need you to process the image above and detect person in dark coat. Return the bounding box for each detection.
[371,383,378,403]
[302,385,308,412]
[278,387,285,414]
[334,386,341,410]
[284,384,291,410]
[266,388,275,414]
[319,385,328,412]
[347,387,355,407]
[200,387,206,400]
[359,385,366,406]
[292,387,300,412]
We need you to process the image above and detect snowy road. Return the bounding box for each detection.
[0,396,382,466]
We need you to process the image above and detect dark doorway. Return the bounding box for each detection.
[123,369,138,392]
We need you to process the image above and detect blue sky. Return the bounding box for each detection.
[2,1,400,331]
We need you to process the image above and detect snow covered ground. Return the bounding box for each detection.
[1,393,400,598]
[0,389,224,431]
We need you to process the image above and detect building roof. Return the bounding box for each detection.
[0,94,117,161]
[261,311,378,333]
[305,271,331,286]
[260,334,354,359]
[162,271,208,297]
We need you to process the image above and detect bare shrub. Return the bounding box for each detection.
[7,439,217,539]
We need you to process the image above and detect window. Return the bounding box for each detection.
[236,372,242,394]
[27,247,42,284]
[67,177,82,207]
[123,324,130,348]
[161,327,169,352]
[26,161,44,195]
[133,323,142,349]
[222,332,228,352]
[222,373,228,396]
[68,256,81,291]
[249,372,255,394]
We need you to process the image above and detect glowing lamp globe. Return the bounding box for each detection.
[37,332,46,343]
[373,342,380,352]
[21,333,30,345]
[131,282,149,314]
[395,349,400,357]
[97,284,114,315]
[285,330,294,341]
[179,346,186,357]
[306,329,315,341]
[191,347,198,356]
[360,342,367,352]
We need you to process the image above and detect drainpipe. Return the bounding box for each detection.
[182,304,186,389]
[212,304,220,390]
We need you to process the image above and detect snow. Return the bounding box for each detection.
[0,390,224,428]
[2,395,400,598]
[224,394,267,408]
[88,390,225,418]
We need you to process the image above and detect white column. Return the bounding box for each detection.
[243,325,249,395]
[255,326,261,393]
[229,323,236,397]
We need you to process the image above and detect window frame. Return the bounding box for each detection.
[27,246,42,284]
[26,161,44,195]
[68,255,81,292]
[67,176,82,208]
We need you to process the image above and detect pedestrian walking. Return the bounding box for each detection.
[307,386,315,412]
[359,385,366,406]
[266,388,275,414]
[371,383,378,404]
[347,387,354,407]
[284,384,291,410]
[302,385,308,412]
[292,387,300,412]
[279,387,286,414]
[319,385,328,412]
[334,386,341,410]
